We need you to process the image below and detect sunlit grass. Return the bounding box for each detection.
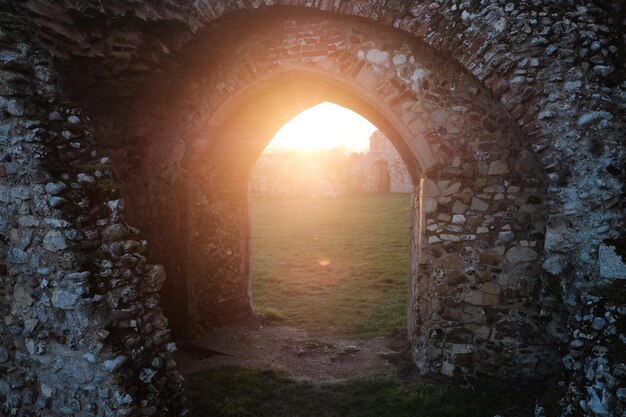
[251,193,410,338]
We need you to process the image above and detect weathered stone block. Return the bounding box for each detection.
[102,223,129,242]
[440,182,461,196]
[505,247,538,264]
[45,182,68,195]
[422,179,439,197]
[465,287,499,306]
[355,65,377,89]
[440,234,461,242]
[366,48,389,65]
[422,197,437,213]
[452,200,468,214]
[438,213,451,222]
[545,222,578,253]
[7,247,28,264]
[542,255,567,275]
[51,288,80,309]
[488,160,510,175]
[440,361,455,376]
[43,230,67,252]
[103,355,129,373]
[444,270,465,286]
[470,197,489,211]
[451,214,466,224]
[435,284,456,296]
[145,264,166,292]
[599,244,626,279]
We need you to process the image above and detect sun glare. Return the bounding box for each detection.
[265,102,377,153]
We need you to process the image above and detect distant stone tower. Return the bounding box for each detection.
[350,130,412,193]
[369,130,388,152]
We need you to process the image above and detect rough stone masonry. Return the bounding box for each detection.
[0,1,624,417]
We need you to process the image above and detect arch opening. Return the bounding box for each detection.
[181,75,423,341]
[249,102,413,339]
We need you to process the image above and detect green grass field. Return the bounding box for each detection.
[250,193,411,338]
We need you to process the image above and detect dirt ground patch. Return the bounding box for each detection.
[177,322,563,417]
[174,321,413,382]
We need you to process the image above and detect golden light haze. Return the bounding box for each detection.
[265,102,377,153]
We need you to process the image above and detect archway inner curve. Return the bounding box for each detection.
[185,70,428,180]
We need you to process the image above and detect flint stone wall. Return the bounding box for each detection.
[0,1,624,416]
[0,36,185,417]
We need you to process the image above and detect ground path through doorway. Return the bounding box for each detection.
[177,323,560,417]
[175,322,410,381]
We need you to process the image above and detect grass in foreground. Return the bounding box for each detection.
[186,366,557,417]
[251,194,411,338]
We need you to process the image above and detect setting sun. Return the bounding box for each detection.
[265,102,377,153]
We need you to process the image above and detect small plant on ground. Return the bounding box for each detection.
[254,306,288,323]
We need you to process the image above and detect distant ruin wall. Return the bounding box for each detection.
[352,130,412,193]
[250,131,412,198]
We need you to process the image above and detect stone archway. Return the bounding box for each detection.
[3,2,623,416]
[118,11,554,379]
